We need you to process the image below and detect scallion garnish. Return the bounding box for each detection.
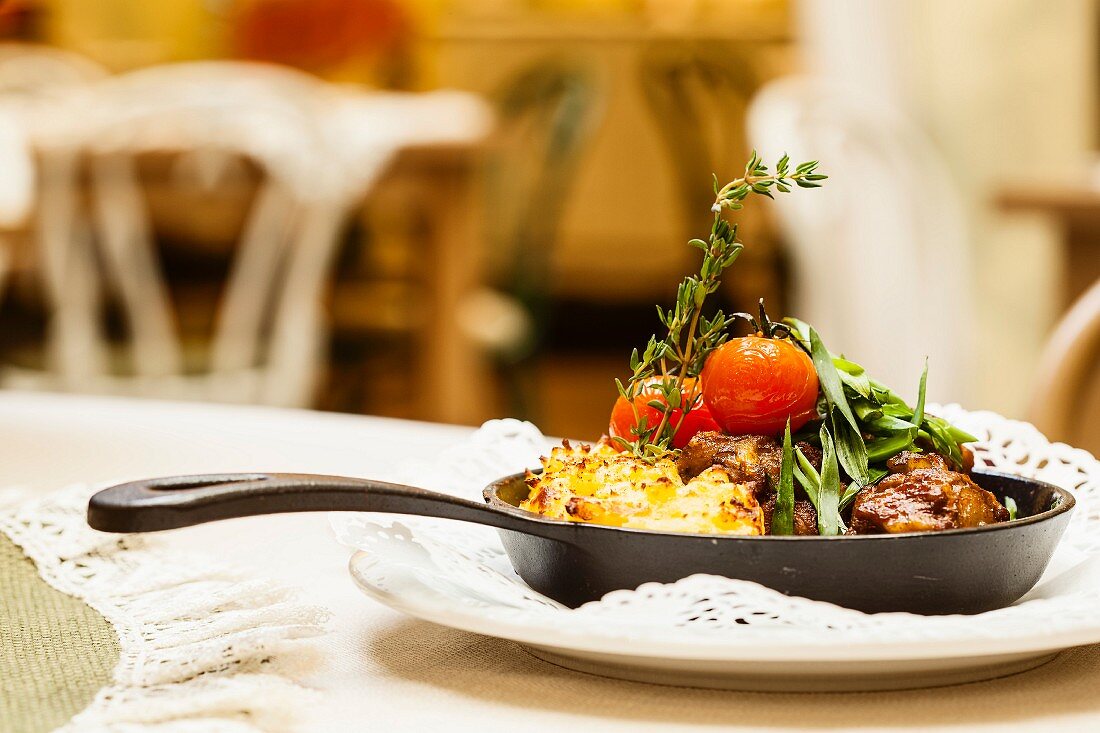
[784,319,974,482]
[772,419,795,535]
[817,423,845,535]
[912,359,929,430]
[793,446,821,508]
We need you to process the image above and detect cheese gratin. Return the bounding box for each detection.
[519,439,765,535]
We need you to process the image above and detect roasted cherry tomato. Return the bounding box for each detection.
[609,377,722,449]
[701,336,819,435]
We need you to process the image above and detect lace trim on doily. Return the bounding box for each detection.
[1,485,329,733]
[333,408,1100,646]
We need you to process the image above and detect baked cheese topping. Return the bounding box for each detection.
[519,439,765,535]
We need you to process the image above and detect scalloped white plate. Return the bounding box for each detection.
[349,554,1100,691]
[339,410,1100,691]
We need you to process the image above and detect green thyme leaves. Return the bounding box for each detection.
[615,152,826,458]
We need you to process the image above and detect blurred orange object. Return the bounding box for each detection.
[233,0,414,78]
[0,0,38,39]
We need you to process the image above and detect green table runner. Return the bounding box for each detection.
[0,533,119,733]
[0,484,324,733]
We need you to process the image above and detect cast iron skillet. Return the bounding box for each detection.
[87,469,1074,615]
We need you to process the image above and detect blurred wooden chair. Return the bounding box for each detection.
[1030,279,1100,456]
[639,43,782,311]
[458,59,605,418]
[5,62,350,407]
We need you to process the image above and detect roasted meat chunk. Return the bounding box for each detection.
[677,432,779,483]
[677,431,821,485]
[886,450,948,473]
[849,451,1008,534]
[678,432,822,534]
[761,495,820,535]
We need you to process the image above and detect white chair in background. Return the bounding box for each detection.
[0,45,108,228]
[7,61,350,407]
[1,57,494,409]
[746,77,975,402]
[0,44,109,385]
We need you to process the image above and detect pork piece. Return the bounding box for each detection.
[961,444,975,473]
[886,450,948,473]
[677,432,822,485]
[849,451,1008,534]
[761,495,819,535]
[678,432,822,535]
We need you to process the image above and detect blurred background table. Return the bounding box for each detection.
[998,184,1100,309]
[333,140,490,425]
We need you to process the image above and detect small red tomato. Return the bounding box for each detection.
[701,336,819,435]
[609,377,722,449]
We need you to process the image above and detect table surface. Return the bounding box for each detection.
[6,390,1100,733]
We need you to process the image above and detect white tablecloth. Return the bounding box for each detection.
[5,390,1100,733]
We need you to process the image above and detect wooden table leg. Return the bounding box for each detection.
[419,165,491,425]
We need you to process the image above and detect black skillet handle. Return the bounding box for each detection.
[87,472,525,533]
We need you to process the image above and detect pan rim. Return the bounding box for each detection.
[482,468,1076,542]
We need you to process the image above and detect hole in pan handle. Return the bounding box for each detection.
[86,472,540,535]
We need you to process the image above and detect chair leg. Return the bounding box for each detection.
[90,152,183,379]
[35,150,109,389]
[211,181,298,377]
[262,199,349,408]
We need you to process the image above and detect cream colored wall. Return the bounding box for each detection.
[799,0,1096,418]
[909,0,1095,419]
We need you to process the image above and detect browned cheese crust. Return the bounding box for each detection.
[520,438,766,535]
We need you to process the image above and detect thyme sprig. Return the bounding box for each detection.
[611,152,826,458]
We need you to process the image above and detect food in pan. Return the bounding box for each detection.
[848,451,1008,534]
[520,439,764,534]
[521,152,1011,536]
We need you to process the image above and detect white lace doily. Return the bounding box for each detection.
[1,485,329,732]
[332,406,1100,652]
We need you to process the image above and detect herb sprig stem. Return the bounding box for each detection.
[612,152,825,458]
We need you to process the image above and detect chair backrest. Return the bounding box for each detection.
[0,44,108,227]
[1030,279,1100,455]
[0,42,107,96]
[0,45,108,374]
[746,76,975,403]
[25,62,349,406]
